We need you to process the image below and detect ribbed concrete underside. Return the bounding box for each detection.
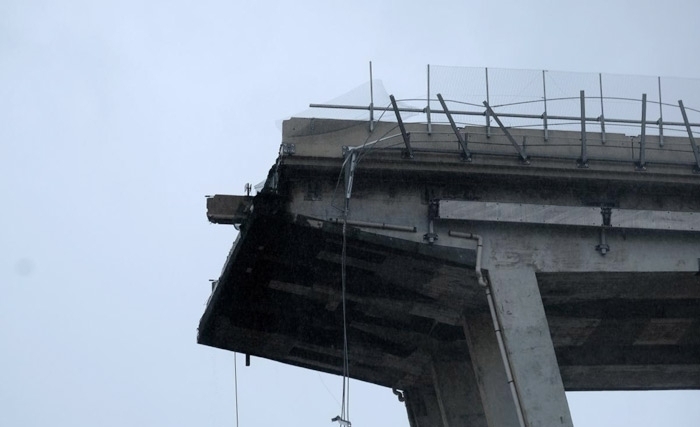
[198,204,700,391]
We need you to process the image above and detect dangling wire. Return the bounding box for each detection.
[234,353,239,427]
[332,99,410,427]
[340,196,351,424]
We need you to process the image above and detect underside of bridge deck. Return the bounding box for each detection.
[198,200,700,391]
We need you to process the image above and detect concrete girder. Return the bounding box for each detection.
[484,267,573,427]
[464,314,522,427]
[430,357,488,427]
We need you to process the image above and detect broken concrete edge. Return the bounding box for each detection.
[198,192,479,386]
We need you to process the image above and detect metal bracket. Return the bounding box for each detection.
[596,228,610,255]
[331,416,351,427]
[390,94,413,159]
[428,199,439,220]
[601,206,612,226]
[437,93,472,162]
[482,101,530,164]
[677,99,700,173]
[281,142,296,155]
[344,151,358,200]
[596,207,612,256]
[459,133,471,162]
[424,200,439,244]
[423,230,438,244]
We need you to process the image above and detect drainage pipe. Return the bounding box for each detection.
[448,231,486,287]
[448,230,527,427]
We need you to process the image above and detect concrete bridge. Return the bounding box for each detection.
[198,115,700,427]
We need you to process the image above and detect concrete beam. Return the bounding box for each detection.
[430,357,488,427]
[438,199,700,233]
[464,314,522,427]
[486,267,573,427]
[405,386,445,427]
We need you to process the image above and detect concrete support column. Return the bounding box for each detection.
[430,357,488,427]
[405,355,489,427]
[483,267,573,427]
[404,386,446,427]
[464,314,522,427]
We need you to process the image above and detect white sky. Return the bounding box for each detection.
[2,1,700,426]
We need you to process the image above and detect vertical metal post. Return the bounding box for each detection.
[427,64,432,135]
[599,73,606,144]
[658,76,664,147]
[578,90,588,168]
[485,67,491,138]
[369,61,374,132]
[542,70,548,141]
[637,93,647,170]
[678,100,700,173]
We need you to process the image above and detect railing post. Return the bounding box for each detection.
[542,70,549,141]
[637,93,647,170]
[369,61,374,132]
[485,67,491,138]
[658,76,664,147]
[426,64,432,135]
[599,73,606,144]
[578,90,588,168]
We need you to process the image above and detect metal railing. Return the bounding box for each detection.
[307,65,700,173]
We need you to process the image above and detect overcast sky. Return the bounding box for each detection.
[2,1,700,426]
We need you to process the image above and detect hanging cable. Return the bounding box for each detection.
[333,151,355,427]
[340,196,351,425]
[331,98,414,427]
[234,353,239,427]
